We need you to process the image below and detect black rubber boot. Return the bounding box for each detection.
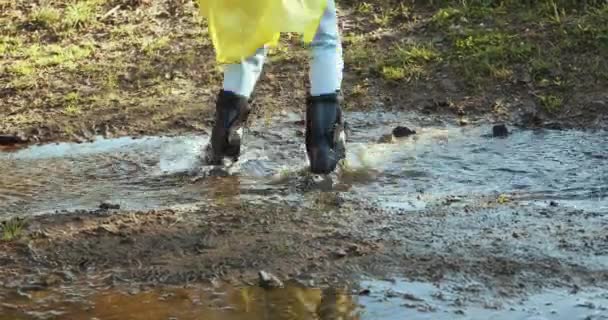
[204,90,251,165]
[305,93,346,174]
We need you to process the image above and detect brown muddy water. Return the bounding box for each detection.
[1,279,607,319]
[1,111,607,319]
[1,112,606,216]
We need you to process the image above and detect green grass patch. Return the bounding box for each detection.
[64,0,101,29]
[378,43,441,81]
[0,36,23,56]
[1,218,27,241]
[559,5,608,51]
[431,7,464,27]
[7,42,95,75]
[64,91,83,116]
[30,4,61,30]
[140,36,171,56]
[450,30,533,85]
[539,94,564,113]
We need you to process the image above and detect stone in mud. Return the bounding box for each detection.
[378,126,416,143]
[334,249,347,258]
[458,118,470,126]
[492,124,509,137]
[0,134,26,145]
[258,271,283,289]
[358,289,371,296]
[392,126,416,138]
[402,292,425,302]
[99,202,120,210]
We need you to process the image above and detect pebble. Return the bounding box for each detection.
[358,289,371,296]
[258,271,283,289]
[492,124,509,137]
[0,134,26,145]
[392,126,416,138]
[334,249,347,258]
[99,202,120,210]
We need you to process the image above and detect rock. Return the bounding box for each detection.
[258,271,283,289]
[402,292,425,302]
[334,249,347,258]
[549,201,559,207]
[385,289,401,298]
[0,135,26,145]
[99,202,120,210]
[544,122,564,130]
[358,289,371,296]
[392,126,416,138]
[97,224,119,234]
[492,124,509,137]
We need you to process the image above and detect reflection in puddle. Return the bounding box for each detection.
[1,283,359,320]
[2,279,607,320]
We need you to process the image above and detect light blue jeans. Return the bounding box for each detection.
[223,0,343,97]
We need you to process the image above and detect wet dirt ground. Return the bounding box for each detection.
[1,112,607,319]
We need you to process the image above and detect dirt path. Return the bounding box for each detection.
[2,193,606,295]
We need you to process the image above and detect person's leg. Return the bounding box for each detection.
[205,47,268,165]
[309,0,343,96]
[223,47,268,98]
[305,0,346,174]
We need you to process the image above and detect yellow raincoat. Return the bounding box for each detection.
[197,0,327,64]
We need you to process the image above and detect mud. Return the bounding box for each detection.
[1,112,607,318]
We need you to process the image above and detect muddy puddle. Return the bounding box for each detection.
[1,112,606,217]
[1,278,607,320]
[1,111,608,319]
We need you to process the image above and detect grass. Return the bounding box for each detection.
[64,92,83,116]
[380,43,441,81]
[30,4,61,30]
[141,36,172,56]
[0,0,606,144]
[64,0,100,29]
[8,43,95,76]
[1,218,27,241]
[0,35,23,56]
[451,31,534,85]
[539,94,564,113]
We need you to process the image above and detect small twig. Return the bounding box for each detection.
[101,5,121,21]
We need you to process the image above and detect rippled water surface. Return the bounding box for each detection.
[1,112,606,216]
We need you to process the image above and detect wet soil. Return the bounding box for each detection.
[1,112,607,318]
